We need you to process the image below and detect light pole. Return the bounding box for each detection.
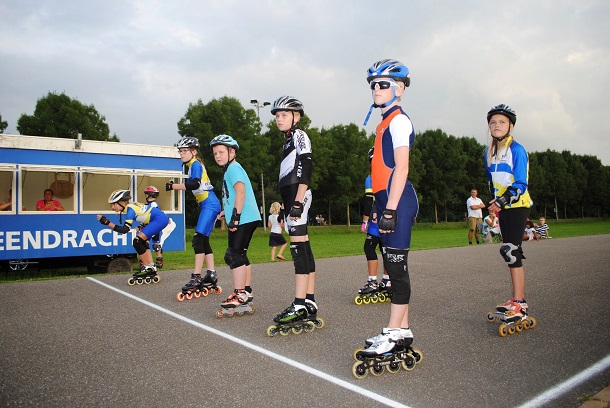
[250,99,270,118]
[251,99,271,230]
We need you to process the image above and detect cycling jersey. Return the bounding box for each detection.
[278,128,312,189]
[221,161,261,224]
[121,202,169,238]
[484,136,533,209]
[184,157,215,204]
[371,105,419,250]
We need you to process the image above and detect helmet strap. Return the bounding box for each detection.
[363,91,399,126]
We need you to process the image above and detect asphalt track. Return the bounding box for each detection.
[1,234,609,408]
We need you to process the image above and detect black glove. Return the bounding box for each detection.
[165,180,174,191]
[228,208,241,229]
[290,201,304,218]
[99,216,110,226]
[378,209,397,232]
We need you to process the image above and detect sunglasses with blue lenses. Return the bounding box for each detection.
[369,80,396,90]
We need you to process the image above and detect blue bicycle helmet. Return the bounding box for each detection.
[209,134,240,152]
[487,104,517,125]
[367,59,410,87]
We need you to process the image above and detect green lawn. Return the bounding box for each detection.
[2,218,608,282]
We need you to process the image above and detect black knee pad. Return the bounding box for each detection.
[384,248,410,304]
[290,242,310,275]
[192,233,212,255]
[500,243,523,268]
[363,235,379,260]
[224,247,245,269]
[133,236,149,255]
[305,240,315,272]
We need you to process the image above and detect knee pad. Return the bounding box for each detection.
[192,233,212,255]
[224,248,245,269]
[363,235,379,261]
[384,248,411,304]
[499,243,523,268]
[132,236,149,255]
[305,240,315,272]
[290,242,310,275]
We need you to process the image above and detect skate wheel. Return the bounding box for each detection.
[279,326,291,336]
[144,277,152,284]
[176,292,185,302]
[215,286,222,295]
[352,361,368,379]
[354,296,363,306]
[246,305,256,315]
[214,310,223,319]
[291,325,303,335]
[363,297,370,305]
[186,292,193,300]
[128,278,136,286]
[266,325,278,337]
[526,316,537,329]
[378,293,386,302]
[387,361,401,374]
[371,295,378,304]
[486,312,497,323]
[236,310,245,317]
[136,278,144,285]
[515,322,523,332]
[353,347,365,361]
[402,355,416,371]
[313,317,325,329]
[153,276,160,283]
[225,311,234,318]
[194,290,201,298]
[507,325,516,335]
[498,324,508,337]
[370,363,384,376]
[201,288,209,297]
[410,348,424,364]
[304,321,315,333]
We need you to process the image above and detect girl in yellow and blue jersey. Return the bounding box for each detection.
[484,104,533,322]
[97,189,169,278]
[166,137,222,296]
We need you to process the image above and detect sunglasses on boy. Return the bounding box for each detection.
[369,80,397,90]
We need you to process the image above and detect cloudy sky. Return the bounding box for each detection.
[1,0,609,164]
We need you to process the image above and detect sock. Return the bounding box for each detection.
[294,298,306,306]
[368,276,376,281]
[305,293,315,302]
[245,286,252,293]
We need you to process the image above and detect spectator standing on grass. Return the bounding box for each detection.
[268,202,287,261]
[467,188,485,244]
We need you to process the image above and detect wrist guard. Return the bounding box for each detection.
[378,209,397,232]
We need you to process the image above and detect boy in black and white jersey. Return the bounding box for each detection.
[270,96,319,326]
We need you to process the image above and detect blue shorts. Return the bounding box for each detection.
[196,191,221,236]
[141,208,169,239]
[374,182,419,249]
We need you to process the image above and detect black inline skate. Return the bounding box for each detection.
[215,290,256,319]
[304,299,325,330]
[266,303,315,337]
[128,265,160,286]
[176,270,222,301]
[355,279,392,305]
[352,329,423,379]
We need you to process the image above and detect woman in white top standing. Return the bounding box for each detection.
[268,202,287,261]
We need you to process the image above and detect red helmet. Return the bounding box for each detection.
[144,186,159,198]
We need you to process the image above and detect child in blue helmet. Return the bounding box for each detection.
[167,137,222,297]
[360,59,419,357]
[210,135,260,313]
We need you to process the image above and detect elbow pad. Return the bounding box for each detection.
[113,224,131,234]
[184,178,200,191]
[362,194,374,216]
[296,154,312,186]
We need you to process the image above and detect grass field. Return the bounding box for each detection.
[1,218,608,282]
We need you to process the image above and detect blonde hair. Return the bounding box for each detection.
[270,202,281,215]
[486,134,514,164]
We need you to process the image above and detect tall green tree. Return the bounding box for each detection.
[17,92,118,141]
[0,114,7,133]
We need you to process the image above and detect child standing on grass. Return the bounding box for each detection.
[210,135,260,308]
[268,202,287,261]
[166,137,222,296]
[270,96,319,325]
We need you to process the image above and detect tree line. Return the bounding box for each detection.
[5,92,609,225]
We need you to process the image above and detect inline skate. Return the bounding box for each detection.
[486,300,537,337]
[266,303,316,337]
[352,329,423,379]
[215,290,255,319]
[304,299,325,330]
[354,279,392,305]
[127,265,160,285]
[176,270,222,301]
